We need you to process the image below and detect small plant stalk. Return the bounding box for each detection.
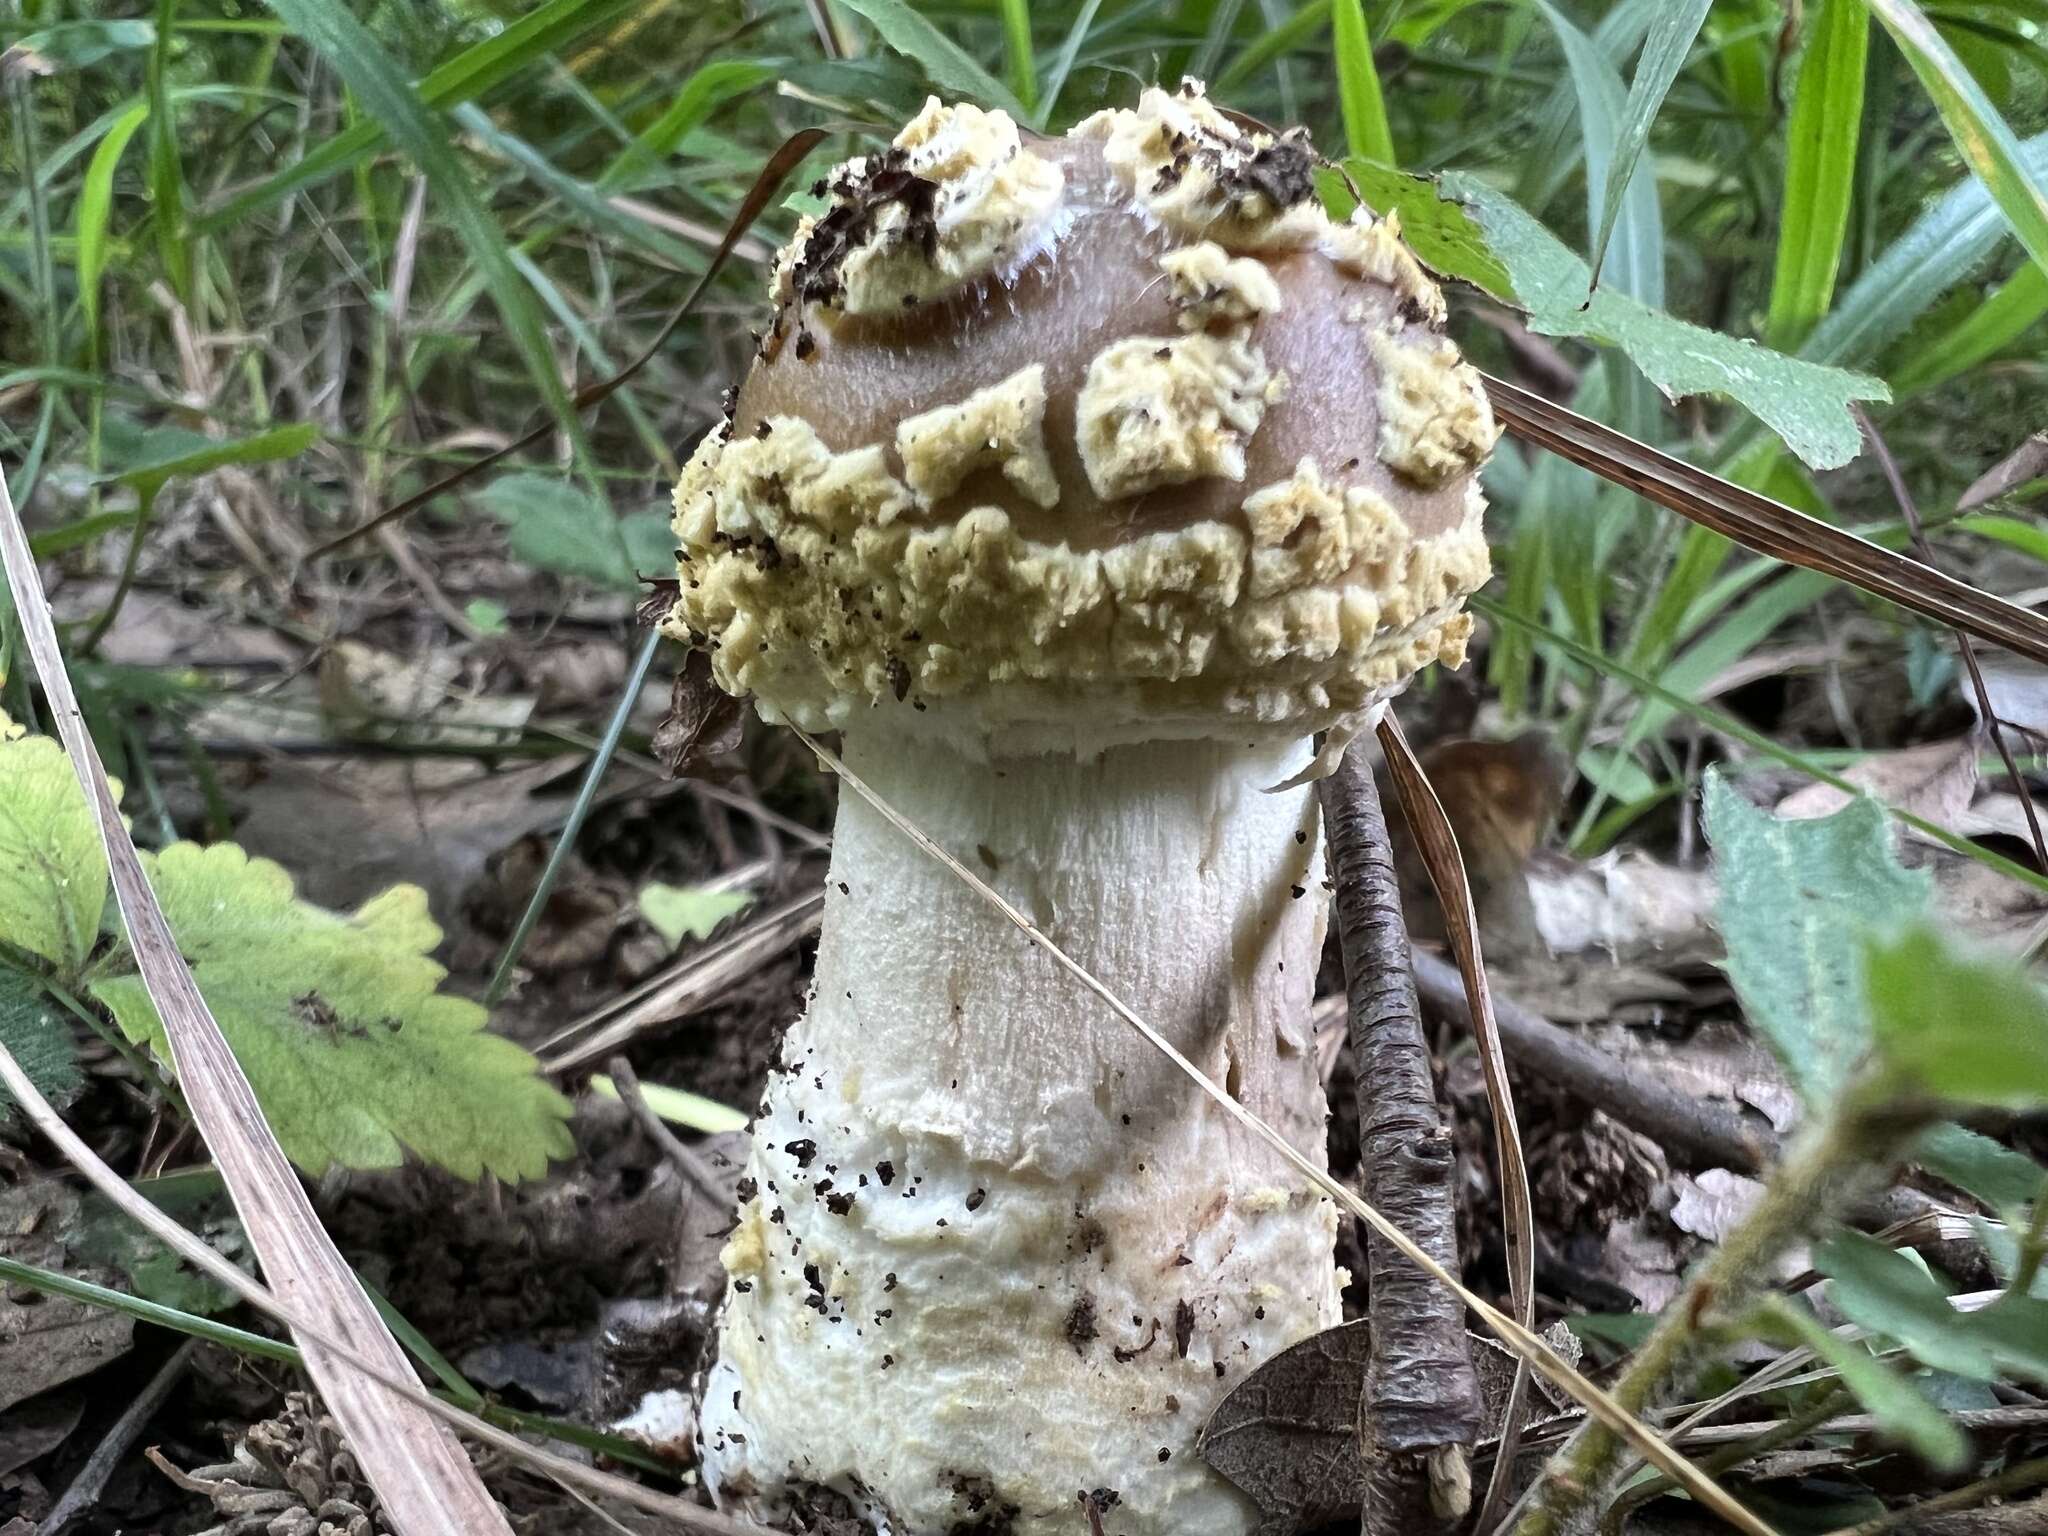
[1318,745,1481,1532]
[1515,1094,1935,1536]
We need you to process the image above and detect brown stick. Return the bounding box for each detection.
[1409,948,1778,1177]
[1318,748,1482,1533]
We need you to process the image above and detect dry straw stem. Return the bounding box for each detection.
[1481,372,2048,670]
[787,726,1777,1536]
[0,467,768,1536]
[0,1045,762,1536]
[1378,713,1535,1532]
[0,467,511,1536]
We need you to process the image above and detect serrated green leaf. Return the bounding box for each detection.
[0,733,110,977]
[1316,162,1514,298]
[1865,925,2048,1111]
[1817,1230,1998,1380]
[90,843,573,1181]
[832,0,1031,121]
[1441,173,1888,468]
[1702,773,1930,1107]
[638,883,753,949]
[0,969,81,1118]
[1761,1297,1970,1470]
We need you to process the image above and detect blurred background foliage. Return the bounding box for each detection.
[1,0,2045,860]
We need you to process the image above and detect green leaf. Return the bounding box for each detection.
[1865,925,2048,1111]
[1761,1297,1970,1470]
[261,0,588,452]
[0,733,111,978]
[1702,773,1930,1108]
[478,473,667,591]
[65,1170,245,1317]
[638,883,753,949]
[589,1073,749,1134]
[200,0,641,232]
[1317,161,1514,298]
[1442,174,1888,468]
[1890,263,2048,397]
[145,0,190,303]
[102,421,318,499]
[832,0,1032,121]
[0,969,81,1118]
[1867,0,2048,283]
[1817,1230,1997,1380]
[90,844,573,1181]
[464,598,509,637]
[5,19,156,69]
[74,99,150,348]
[1916,1123,2047,1214]
[1586,0,1711,292]
[1766,0,1870,349]
[1331,0,1394,163]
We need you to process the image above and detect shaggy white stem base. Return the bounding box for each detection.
[698,732,1341,1535]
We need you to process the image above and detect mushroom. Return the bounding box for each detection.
[667,83,1497,1536]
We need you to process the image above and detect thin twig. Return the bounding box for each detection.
[1318,744,1480,1531]
[1838,1456,2048,1536]
[1483,373,2048,669]
[36,1339,199,1536]
[0,1046,763,1536]
[1408,950,1777,1176]
[1855,404,2048,876]
[607,1055,731,1211]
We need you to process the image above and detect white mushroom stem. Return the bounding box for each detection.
[698,730,1342,1536]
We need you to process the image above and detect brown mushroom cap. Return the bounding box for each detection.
[669,85,1497,755]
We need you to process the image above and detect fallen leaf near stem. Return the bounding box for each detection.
[652,652,746,780]
[1199,1320,1577,1536]
[1775,735,1979,828]
[637,882,754,950]
[0,1182,135,1415]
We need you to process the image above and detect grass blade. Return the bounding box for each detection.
[74,100,149,357]
[832,0,1031,119]
[145,0,191,304]
[1867,0,2048,281]
[1766,0,1870,349]
[263,0,589,463]
[1332,0,1395,163]
[1035,0,1105,127]
[1215,0,1331,97]
[1587,0,1711,293]
[1483,371,2048,669]
[999,0,1037,114]
[1889,263,2048,398]
[197,0,640,233]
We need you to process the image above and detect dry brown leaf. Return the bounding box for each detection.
[1774,736,1979,827]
